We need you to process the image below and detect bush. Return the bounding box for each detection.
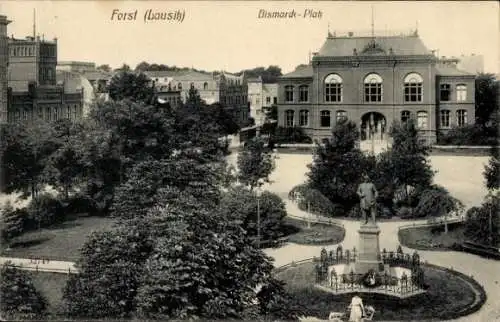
[289,184,339,217]
[62,194,96,215]
[0,202,26,243]
[413,185,464,219]
[0,263,48,320]
[271,126,311,145]
[437,124,497,146]
[25,193,65,230]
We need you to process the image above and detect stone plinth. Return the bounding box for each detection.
[354,223,384,275]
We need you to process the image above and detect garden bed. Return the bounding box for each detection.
[398,222,466,251]
[281,217,345,246]
[276,261,486,321]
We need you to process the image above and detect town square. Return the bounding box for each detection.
[0,1,499,321]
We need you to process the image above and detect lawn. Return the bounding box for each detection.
[30,271,69,317]
[282,217,345,246]
[398,222,466,251]
[276,261,486,321]
[2,215,117,261]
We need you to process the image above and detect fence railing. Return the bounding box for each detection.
[2,262,77,275]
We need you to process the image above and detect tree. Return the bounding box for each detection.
[219,186,287,241]
[135,61,151,72]
[97,64,111,72]
[484,146,499,191]
[389,120,434,199]
[135,199,277,320]
[114,63,131,72]
[108,71,154,103]
[237,137,275,190]
[62,226,154,318]
[465,193,499,246]
[475,73,498,129]
[210,103,240,136]
[0,202,24,243]
[0,263,47,320]
[307,119,374,215]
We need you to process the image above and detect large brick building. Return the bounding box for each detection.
[277,31,476,144]
[7,34,84,123]
[0,15,10,123]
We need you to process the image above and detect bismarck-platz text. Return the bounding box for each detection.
[258,9,322,19]
[110,9,185,23]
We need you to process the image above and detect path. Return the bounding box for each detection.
[0,257,77,274]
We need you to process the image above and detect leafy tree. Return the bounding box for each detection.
[237,137,275,190]
[0,263,47,320]
[0,201,24,243]
[210,103,240,136]
[135,61,151,72]
[484,146,499,190]
[96,64,111,72]
[63,226,154,318]
[114,63,131,72]
[465,192,499,246]
[107,71,154,103]
[389,120,434,198]
[475,73,498,129]
[219,186,287,241]
[135,199,276,320]
[239,66,283,84]
[307,119,374,215]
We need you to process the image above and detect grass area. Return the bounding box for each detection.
[282,217,345,245]
[2,215,117,261]
[398,222,465,251]
[30,271,69,317]
[276,261,485,321]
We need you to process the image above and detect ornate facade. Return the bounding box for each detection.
[0,15,10,123]
[277,31,476,144]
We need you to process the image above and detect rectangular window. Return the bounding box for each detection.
[273,97,277,104]
[401,111,410,123]
[285,86,294,103]
[404,83,423,102]
[417,111,428,129]
[299,110,309,126]
[299,85,309,102]
[285,110,294,127]
[266,96,271,104]
[457,110,467,126]
[320,111,331,127]
[325,84,342,102]
[456,85,467,102]
[440,110,450,128]
[440,84,451,101]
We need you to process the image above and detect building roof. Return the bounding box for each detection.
[317,34,433,57]
[436,65,474,77]
[280,64,313,79]
[80,70,113,81]
[144,70,214,81]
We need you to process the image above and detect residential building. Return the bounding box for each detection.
[145,69,249,126]
[247,76,278,125]
[0,15,10,123]
[277,30,476,144]
[57,61,96,73]
[7,33,84,123]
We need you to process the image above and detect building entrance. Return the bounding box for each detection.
[360,112,387,141]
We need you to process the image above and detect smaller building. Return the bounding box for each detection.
[154,83,182,109]
[247,76,278,125]
[57,61,96,73]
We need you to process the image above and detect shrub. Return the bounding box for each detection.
[0,263,48,320]
[25,193,65,230]
[63,194,96,215]
[0,202,26,243]
[413,185,464,219]
[437,124,497,146]
[289,184,339,217]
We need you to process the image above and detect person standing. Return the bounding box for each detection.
[349,295,365,322]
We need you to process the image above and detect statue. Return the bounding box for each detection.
[357,174,378,224]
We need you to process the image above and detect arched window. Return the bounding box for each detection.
[456,84,467,102]
[178,82,182,90]
[336,110,347,123]
[320,110,331,127]
[457,109,468,126]
[285,85,294,102]
[73,105,78,119]
[404,73,423,102]
[440,109,450,128]
[401,110,411,123]
[416,111,428,129]
[299,109,309,126]
[285,109,295,127]
[22,109,28,121]
[46,107,51,121]
[364,73,383,102]
[325,74,342,102]
[299,85,309,102]
[203,82,208,90]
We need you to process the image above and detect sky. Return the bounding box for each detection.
[1,1,498,74]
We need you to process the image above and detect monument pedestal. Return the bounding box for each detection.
[353,223,384,275]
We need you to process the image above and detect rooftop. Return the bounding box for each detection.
[436,65,474,77]
[316,32,433,57]
[280,64,313,79]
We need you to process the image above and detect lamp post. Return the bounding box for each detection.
[256,179,264,248]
